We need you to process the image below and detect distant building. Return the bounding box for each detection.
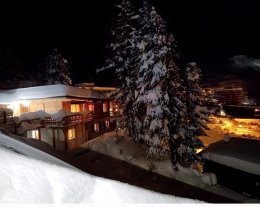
[214,87,247,105]
[0,84,121,150]
[203,87,248,106]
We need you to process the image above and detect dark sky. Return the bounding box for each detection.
[1,0,260,86]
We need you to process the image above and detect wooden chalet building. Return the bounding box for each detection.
[0,84,121,150]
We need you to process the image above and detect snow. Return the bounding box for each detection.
[0,84,111,104]
[201,173,218,186]
[0,107,13,113]
[80,131,260,203]
[202,138,260,176]
[17,109,90,122]
[0,134,202,204]
[14,109,91,134]
[18,110,49,121]
[0,133,74,169]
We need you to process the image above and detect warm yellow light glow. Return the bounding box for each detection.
[71,104,80,112]
[220,110,226,116]
[238,124,243,128]
[195,148,204,154]
[223,120,232,128]
[88,104,94,112]
[68,128,76,140]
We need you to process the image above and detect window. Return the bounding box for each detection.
[105,120,109,128]
[32,130,39,139]
[94,123,100,132]
[88,104,94,112]
[71,104,80,112]
[103,103,108,112]
[67,128,76,140]
[20,104,29,114]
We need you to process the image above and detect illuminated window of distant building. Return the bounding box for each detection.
[94,123,100,132]
[67,128,76,140]
[105,120,109,128]
[88,104,94,112]
[71,104,80,112]
[103,102,108,112]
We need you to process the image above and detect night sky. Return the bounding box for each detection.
[0,0,260,86]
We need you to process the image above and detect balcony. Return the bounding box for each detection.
[43,113,94,128]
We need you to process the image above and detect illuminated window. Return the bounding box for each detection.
[103,103,108,112]
[20,104,29,114]
[71,104,80,112]
[105,120,109,128]
[67,128,76,140]
[32,130,39,139]
[88,104,94,112]
[94,123,100,132]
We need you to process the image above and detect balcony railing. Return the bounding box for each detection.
[0,111,13,126]
[109,111,121,117]
[43,113,94,127]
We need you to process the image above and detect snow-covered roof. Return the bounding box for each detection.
[202,138,260,175]
[0,84,113,103]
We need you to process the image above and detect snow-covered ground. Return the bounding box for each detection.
[81,131,260,203]
[202,137,260,176]
[0,132,202,203]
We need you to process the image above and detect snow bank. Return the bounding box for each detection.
[0,147,202,203]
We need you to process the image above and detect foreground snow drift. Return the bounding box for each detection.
[0,147,202,203]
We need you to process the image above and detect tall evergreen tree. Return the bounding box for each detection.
[39,48,72,85]
[179,62,210,167]
[133,2,187,161]
[98,0,141,137]
[101,0,208,169]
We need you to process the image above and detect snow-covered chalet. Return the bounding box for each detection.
[0,84,121,150]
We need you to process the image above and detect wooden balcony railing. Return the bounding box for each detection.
[0,111,13,126]
[43,113,94,127]
[109,111,121,117]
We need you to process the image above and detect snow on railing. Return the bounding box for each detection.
[43,113,94,127]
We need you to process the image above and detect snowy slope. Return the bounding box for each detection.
[0,144,202,203]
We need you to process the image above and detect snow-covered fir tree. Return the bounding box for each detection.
[39,48,72,85]
[98,0,141,137]
[180,62,210,167]
[101,0,209,169]
[133,2,187,161]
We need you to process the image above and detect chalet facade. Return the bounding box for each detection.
[0,84,121,150]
